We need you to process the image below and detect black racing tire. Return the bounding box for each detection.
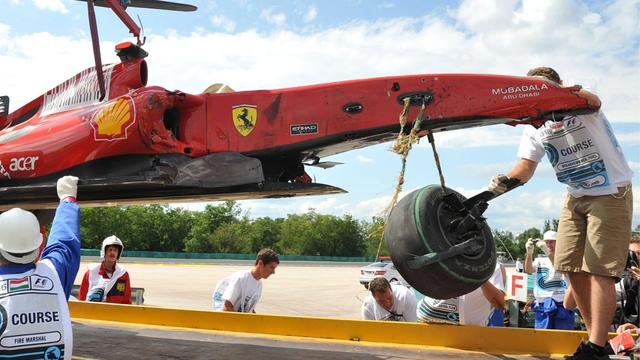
[384,185,496,299]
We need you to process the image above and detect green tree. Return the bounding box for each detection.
[515,227,544,258]
[362,216,386,258]
[493,230,517,260]
[278,211,366,256]
[80,205,194,252]
[184,201,241,252]
[243,217,283,253]
[543,219,559,232]
[209,221,249,253]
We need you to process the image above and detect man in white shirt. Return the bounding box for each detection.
[489,66,632,360]
[361,277,417,322]
[525,231,574,329]
[416,262,505,326]
[212,248,279,313]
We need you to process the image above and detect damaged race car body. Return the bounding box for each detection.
[0,40,595,211]
[0,52,593,210]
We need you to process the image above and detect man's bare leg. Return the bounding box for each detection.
[589,274,616,346]
[567,272,592,331]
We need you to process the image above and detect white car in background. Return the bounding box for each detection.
[359,257,407,288]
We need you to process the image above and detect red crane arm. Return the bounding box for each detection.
[103,0,141,39]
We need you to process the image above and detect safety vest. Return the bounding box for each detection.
[0,259,72,360]
[85,263,127,303]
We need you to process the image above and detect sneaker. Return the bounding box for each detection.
[564,341,609,360]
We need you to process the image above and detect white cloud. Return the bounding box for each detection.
[484,188,567,232]
[260,8,287,27]
[211,15,236,33]
[33,0,67,14]
[356,154,373,163]
[303,5,317,23]
[461,160,560,180]
[420,126,523,149]
[454,0,520,33]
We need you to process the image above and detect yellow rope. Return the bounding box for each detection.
[372,98,427,260]
[428,131,447,195]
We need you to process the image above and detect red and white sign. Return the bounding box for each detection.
[506,270,529,302]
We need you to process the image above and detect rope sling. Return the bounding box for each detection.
[373,97,448,260]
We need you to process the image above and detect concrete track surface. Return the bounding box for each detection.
[74,259,370,318]
[72,319,554,360]
[71,259,569,359]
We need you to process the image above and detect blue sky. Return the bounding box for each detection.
[1,0,638,234]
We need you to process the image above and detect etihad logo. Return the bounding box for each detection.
[91,97,136,141]
[491,83,549,95]
[232,105,257,137]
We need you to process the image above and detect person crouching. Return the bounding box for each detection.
[362,277,417,322]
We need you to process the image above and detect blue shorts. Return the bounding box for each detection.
[488,308,504,327]
[533,298,575,330]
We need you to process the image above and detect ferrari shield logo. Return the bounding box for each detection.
[232,105,257,136]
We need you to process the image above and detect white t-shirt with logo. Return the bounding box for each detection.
[416,296,460,324]
[361,284,418,322]
[532,256,567,303]
[517,111,632,197]
[417,262,504,326]
[212,271,262,313]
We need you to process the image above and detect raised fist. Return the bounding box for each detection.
[57,176,79,201]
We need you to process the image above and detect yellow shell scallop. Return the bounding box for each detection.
[95,98,131,136]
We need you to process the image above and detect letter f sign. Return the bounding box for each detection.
[511,274,524,296]
[507,273,529,302]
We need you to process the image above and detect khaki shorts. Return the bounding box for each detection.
[554,185,633,278]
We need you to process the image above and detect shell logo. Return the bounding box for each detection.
[91,97,136,141]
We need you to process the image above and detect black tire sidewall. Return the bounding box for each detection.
[385,185,496,299]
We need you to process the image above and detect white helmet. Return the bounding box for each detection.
[543,230,557,241]
[0,208,43,264]
[101,235,124,260]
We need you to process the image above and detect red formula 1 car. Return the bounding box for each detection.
[0,0,597,298]
[0,56,592,209]
[0,42,593,210]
